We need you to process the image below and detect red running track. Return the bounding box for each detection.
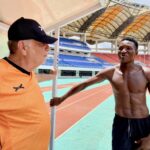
[44,84,112,137]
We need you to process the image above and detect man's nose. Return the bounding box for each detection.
[45,44,49,51]
[121,48,127,53]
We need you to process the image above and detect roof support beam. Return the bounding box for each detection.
[45,3,101,33]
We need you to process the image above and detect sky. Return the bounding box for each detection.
[133,0,150,6]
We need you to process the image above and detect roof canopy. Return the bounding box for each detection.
[0,0,102,57]
[0,0,150,55]
[0,0,102,31]
[61,1,150,43]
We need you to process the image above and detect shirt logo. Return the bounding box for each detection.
[13,84,24,92]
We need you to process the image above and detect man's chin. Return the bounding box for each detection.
[120,59,128,63]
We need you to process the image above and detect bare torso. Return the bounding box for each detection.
[108,65,149,118]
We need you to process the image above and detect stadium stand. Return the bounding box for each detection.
[59,37,91,51]
[38,37,113,77]
[92,52,150,67]
[92,52,119,64]
[41,54,112,69]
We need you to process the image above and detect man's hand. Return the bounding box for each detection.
[50,67,57,79]
[136,136,150,150]
[50,97,63,106]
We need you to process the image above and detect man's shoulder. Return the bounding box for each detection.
[140,66,150,81]
[109,64,120,72]
[99,65,116,79]
[0,58,8,67]
[101,65,116,73]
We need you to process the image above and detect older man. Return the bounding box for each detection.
[0,17,57,150]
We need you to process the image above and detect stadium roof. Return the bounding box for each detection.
[0,0,149,45]
[0,0,103,57]
[0,0,102,32]
[61,0,150,43]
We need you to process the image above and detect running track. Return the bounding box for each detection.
[41,79,150,150]
[42,82,113,137]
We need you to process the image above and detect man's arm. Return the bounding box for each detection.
[143,66,150,93]
[50,67,113,106]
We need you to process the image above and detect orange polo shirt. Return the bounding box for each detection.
[0,58,50,150]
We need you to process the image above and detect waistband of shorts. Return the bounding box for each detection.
[115,113,150,120]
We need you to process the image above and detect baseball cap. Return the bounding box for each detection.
[8,17,57,44]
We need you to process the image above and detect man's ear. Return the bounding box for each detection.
[18,40,27,56]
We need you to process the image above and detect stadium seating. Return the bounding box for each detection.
[50,37,91,51]
[41,54,113,69]
[40,38,114,70]
[92,53,150,67]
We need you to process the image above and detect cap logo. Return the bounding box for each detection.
[39,26,43,31]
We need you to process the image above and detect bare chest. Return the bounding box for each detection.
[111,69,147,93]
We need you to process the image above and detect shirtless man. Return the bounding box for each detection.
[50,37,150,150]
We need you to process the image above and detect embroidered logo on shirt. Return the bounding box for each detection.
[13,84,24,92]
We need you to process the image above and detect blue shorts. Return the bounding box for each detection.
[112,114,150,150]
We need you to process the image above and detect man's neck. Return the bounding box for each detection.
[7,55,32,72]
[120,61,135,73]
[4,57,31,75]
